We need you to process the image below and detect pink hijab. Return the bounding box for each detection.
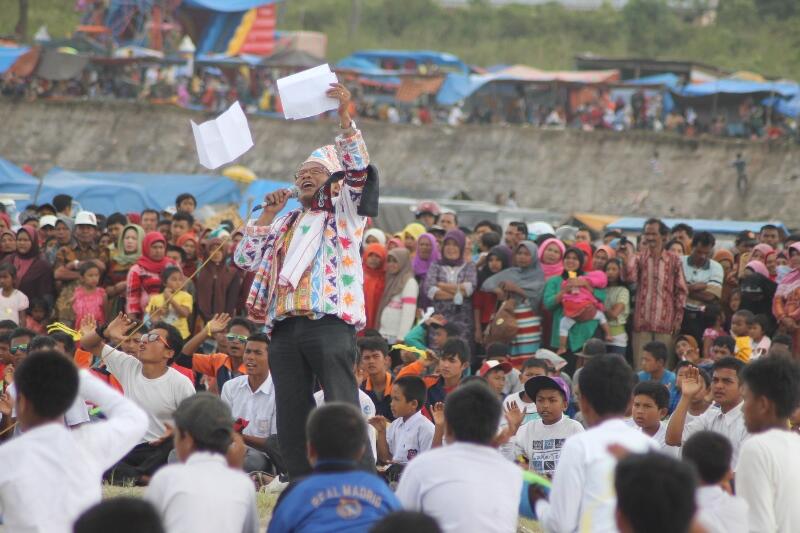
[745,260,770,279]
[538,238,565,278]
[751,243,774,263]
[776,243,800,297]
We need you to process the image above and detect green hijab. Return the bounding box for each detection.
[112,224,145,266]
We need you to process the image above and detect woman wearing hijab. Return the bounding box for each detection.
[413,233,440,312]
[543,247,606,372]
[740,260,777,336]
[402,222,426,254]
[3,226,54,304]
[195,237,242,323]
[473,245,511,346]
[126,231,173,319]
[538,237,565,279]
[177,233,200,278]
[481,241,545,357]
[364,228,387,247]
[362,242,387,331]
[423,229,477,346]
[592,245,616,271]
[377,248,418,343]
[774,243,800,357]
[106,224,145,316]
[574,241,594,271]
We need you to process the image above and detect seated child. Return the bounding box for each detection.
[370,376,435,481]
[682,431,749,533]
[558,269,611,354]
[750,314,772,360]
[269,403,401,533]
[508,375,584,477]
[710,335,736,363]
[637,341,676,392]
[631,382,678,457]
[729,310,755,362]
[479,359,513,399]
[145,266,193,339]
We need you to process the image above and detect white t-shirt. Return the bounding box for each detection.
[696,485,749,533]
[0,290,28,324]
[502,391,538,423]
[736,429,800,533]
[536,418,658,533]
[683,402,749,468]
[641,421,680,458]
[102,346,195,442]
[396,442,522,533]
[220,375,277,439]
[386,410,435,464]
[511,416,585,476]
[314,389,376,419]
[7,382,90,430]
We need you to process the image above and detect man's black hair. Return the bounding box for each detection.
[442,322,461,338]
[772,334,793,349]
[361,328,383,338]
[307,403,367,461]
[760,224,780,235]
[691,231,715,249]
[158,219,172,228]
[578,355,636,417]
[28,335,57,353]
[604,229,622,240]
[682,431,732,485]
[712,335,736,353]
[671,223,694,238]
[615,453,697,533]
[486,342,510,359]
[393,376,427,411]
[474,220,501,235]
[106,212,128,227]
[642,341,668,364]
[742,355,800,419]
[713,356,745,378]
[150,321,184,358]
[166,245,187,263]
[171,211,195,227]
[228,317,254,334]
[246,332,270,346]
[522,358,550,372]
[357,335,389,356]
[15,350,79,419]
[74,498,165,533]
[510,221,528,236]
[633,381,669,410]
[141,208,159,219]
[441,338,470,364]
[369,511,442,533]
[643,218,669,237]
[10,327,36,342]
[52,194,73,213]
[0,332,10,344]
[480,231,501,250]
[0,320,17,332]
[175,193,197,210]
[444,382,501,445]
[49,330,76,355]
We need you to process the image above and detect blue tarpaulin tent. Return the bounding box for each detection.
[348,50,470,75]
[183,0,277,11]
[239,180,299,220]
[0,45,30,74]
[607,217,786,236]
[674,80,799,98]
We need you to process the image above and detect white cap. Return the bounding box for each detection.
[74,211,97,227]
[39,215,58,228]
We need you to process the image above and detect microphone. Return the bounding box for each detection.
[251,186,300,212]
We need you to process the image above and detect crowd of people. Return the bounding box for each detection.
[2,93,800,532]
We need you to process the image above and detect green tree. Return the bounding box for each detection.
[754,0,796,19]
[623,0,683,57]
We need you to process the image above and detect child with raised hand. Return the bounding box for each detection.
[631,381,677,457]
[145,266,193,339]
[369,376,435,481]
[0,263,27,326]
[72,262,107,329]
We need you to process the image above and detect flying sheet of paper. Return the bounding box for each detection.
[190,101,253,170]
[277,64,339,120]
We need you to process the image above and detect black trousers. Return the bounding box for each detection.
[105,439,173,485]
[270,315,376,479]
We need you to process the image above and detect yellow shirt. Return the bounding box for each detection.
[734,335,752,363]
[146,291,193,339]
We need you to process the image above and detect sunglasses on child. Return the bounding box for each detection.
[139,333,171,349]
[10,344,27,354]
[226,334,248,344]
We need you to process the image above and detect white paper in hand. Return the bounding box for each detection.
[190,101,254,170]
[277,64,339,120]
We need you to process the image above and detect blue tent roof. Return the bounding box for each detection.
[675,80,799,98]
[183,0,279,12]
[607,217,786,236]
[0,45,30,75]
[764,94,800,118]
[348,50,469,74]
[239,180,299,220]
[623,73,680,89]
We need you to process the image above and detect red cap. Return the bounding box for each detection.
[479,360,512,377]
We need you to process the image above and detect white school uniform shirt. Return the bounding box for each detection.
[7,382,90,431]
[396,442,522,533]
[145,451,258,533]
[641,421,680,458]
[736,429,800,533]
[682,402,749,468]
[536,418,658,533]
[102,345,196,442]
[221,374,277,438]
[0,371,147,533]
[696,485,749,533]
[386,410,435,464]
[511,416,585,476]
[314,388,376,419]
